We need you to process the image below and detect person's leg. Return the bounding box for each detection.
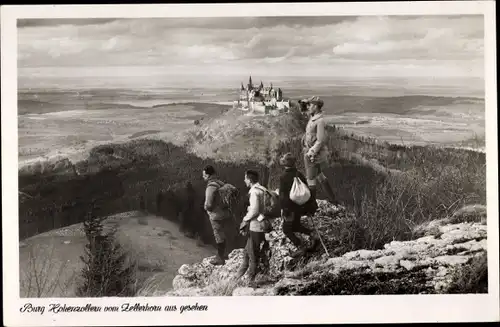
[317,166,338,205]
[221,218,232,259]
[294,214,321,251]
[293,212,313,235]
[282,212,303,247]
[209,219,226,265]
[247,231,264,282]
[304,152,318,199]
[235,236,251,279]
[307,156,338,205]
[260,238,270,274]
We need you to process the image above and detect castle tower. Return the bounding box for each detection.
[248,75,253,89]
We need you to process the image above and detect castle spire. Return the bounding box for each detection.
[249,75,253,87]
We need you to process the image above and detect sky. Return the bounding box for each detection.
[17,15,484,81]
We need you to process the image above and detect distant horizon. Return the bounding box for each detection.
[18,66,485,98]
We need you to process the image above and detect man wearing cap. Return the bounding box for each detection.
[279,153,320,256]
[299,96,338,205]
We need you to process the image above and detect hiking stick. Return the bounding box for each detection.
[308,216,330,257]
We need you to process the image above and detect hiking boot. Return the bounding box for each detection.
[216,242,228,261]
[234,268,246,280]
[209,256,225,266]
[290,247,307,258]
[307,233,321,251]
[248,281,258,289]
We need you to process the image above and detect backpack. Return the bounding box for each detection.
[209,181,240,211]
[255,185,280,219]
[289,175,311,205]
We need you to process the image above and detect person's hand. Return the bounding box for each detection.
[307,151,316,163]
[239,220,248,231]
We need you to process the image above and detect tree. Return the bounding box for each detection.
[76,203,137,297]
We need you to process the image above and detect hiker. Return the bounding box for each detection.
[202,165,232,265]
[235,170,271,285]
[299,96,339,205]
[279,153,320,256]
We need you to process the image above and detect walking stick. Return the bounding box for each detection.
[308,216,330,257]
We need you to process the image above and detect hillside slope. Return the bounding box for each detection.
[20,211,213,297]
[184,109,306,164]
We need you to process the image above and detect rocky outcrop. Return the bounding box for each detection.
[166,201,487,296]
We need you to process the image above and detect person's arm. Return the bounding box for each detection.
[242,189,260,222]
[308,118,326,156]
[204,184,217,212]
[298,171,308,184]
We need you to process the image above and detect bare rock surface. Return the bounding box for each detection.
[166,201,488,296]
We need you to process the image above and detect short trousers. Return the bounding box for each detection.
[304,152,329,181]
[210,218,231,244]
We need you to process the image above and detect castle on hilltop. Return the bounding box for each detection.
[234,75,289,115]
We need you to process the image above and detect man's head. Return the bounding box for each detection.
[244,170,259,188]
[202,165,216,181]
[300,96,324,116]
[279,152,296,168]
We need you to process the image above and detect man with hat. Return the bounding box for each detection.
[279,153,320,256]
[298,96,339,205]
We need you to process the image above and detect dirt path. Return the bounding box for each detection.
[19,211,214,297]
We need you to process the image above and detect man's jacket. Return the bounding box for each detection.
[204,177,230,221]
[303,112,329,163]
[242,183,269,232]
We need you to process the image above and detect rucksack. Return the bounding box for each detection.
[255,185,280,219]
[289,175,311,205]
[209,181,240,211]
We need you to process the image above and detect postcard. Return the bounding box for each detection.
[2,1,499,326]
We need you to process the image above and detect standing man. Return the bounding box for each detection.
[300,96,339,205]
[235,170,270,285]
[279,153,320,256]
[202,165,231,265]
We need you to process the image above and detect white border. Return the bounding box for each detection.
[2,2,499,326]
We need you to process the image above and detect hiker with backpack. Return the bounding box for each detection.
[235,170,277,285]
[299,96,340,206]
[279,153,320,257]
[202,165,237,265]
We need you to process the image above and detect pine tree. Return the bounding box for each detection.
[76,203,137,297]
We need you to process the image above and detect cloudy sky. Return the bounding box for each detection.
[18,15,484,79]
